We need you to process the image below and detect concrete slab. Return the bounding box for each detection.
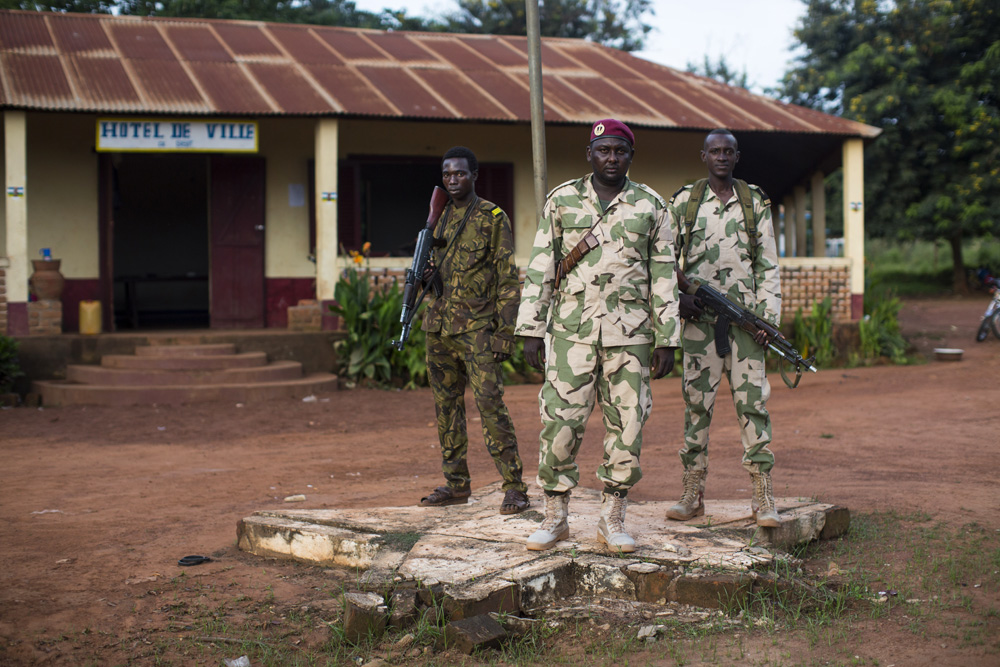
[237,482,849,616]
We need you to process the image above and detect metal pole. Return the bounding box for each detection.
[525,0,547,220]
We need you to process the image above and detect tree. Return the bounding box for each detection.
[780,0,1000,291]
[445,0,653,52]
[686,54,749,89]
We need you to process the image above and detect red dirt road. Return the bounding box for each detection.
[1,296,998,665]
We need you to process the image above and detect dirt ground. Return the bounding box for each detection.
[2,295,999,666]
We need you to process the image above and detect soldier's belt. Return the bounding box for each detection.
[554,231,599,290]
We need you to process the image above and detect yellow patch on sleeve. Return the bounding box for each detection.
[491,206,502,217]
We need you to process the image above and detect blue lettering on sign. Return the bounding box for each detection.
[172,123,190,139]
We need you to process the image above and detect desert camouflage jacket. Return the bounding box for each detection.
[422,198,520,355]
[515,175,680,348]
[668,182,782,326]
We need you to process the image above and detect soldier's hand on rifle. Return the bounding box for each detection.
[679,293,704,320]
[521,336,546,370]
[651,346,677,380]
[752,329,770,346]
[421,260,436,283]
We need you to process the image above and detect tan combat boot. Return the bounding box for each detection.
[665,469,707,521]
[750,471,781,527]
[526,491,570,551]
[597,491,636,553]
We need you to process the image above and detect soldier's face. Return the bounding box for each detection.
[701,134,740,179]
[442,158,477,204]
[587,137,633,188]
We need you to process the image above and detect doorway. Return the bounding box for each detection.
[111,154,210,329]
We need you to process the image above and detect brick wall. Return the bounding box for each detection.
[28,299,62,335]
[779,264,853,323]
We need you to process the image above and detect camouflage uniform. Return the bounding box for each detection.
[516,175,680,494]
[423,198,526,494]
[668,183,781,474]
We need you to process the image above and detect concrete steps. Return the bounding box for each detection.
[34,343,337,406]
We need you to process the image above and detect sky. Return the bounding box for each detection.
[352,0,808,94]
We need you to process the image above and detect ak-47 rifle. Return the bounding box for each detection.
[392,186,450,351]
[677,270,818,388]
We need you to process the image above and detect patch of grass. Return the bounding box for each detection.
[372,531,423,551]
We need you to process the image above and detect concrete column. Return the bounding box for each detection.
[782,195,796,257]
[842,138,865,319]
[4,111,28,335]
[794,184,808,257]
[811,171,827,257]
[314,118,339,330]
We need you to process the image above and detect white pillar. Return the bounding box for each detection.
[794,184,808,257]
[782,195,796,257]
[811,171,826,257]
[4,111,28,334]
[843,138,865,319]
[314,118,339,326]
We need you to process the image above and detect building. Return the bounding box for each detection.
[0,9,879,336]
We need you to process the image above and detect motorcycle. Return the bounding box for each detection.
[975,268,1000,342]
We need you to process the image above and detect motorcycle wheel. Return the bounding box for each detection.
[976,316,992,342]
[991,309,1000,340]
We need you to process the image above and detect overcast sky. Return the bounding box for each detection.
[354,0,807,94]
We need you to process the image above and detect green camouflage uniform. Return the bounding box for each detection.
[423,198,526,494]
[668,183,781,474]
[515,175,680,494]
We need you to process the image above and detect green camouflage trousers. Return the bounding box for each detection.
[536,336,652,493]
[426,329,526,493]
[680,320,774,474]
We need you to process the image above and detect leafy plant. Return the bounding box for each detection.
[792,297,835,368]
[853,290,908,365]
[0,334,24,394]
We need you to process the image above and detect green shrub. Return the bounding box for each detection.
[852,290,908,365]
[792,297,835,368]
[329,266,428,389]
[0,334,24,394]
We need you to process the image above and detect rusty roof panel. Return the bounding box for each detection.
[164,25,231,63]
[418,38,498,71]
[502,36,579,69]
[50,15,113,54]
[3,53,72,103]
[109,23,175,61]
[188,61,274,114]
[558,45,637,81]
[460,36,525,67]
[0,11,52,51]
[247,62,332,113]
[414,68,510,120]
[356,65,454,118]
[306,64,394,116]
[267,25,343,65]
[212,22,282,57]
[315,29,387,61]
[130,58,207,110]
[0,11,878,138]
[71,56,141,107]
[366,33,435,63]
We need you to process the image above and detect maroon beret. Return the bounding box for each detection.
[590,119,634,146]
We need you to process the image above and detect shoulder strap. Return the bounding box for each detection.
[733,179,760,264]
[681,178,709,268]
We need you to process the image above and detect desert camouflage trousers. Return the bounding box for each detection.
[536,336,652,493]
[426,329,526,494]
[679,319,774,474]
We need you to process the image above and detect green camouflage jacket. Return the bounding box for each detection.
[515,175,680,348]
[668,183,782,325]
[422,198,520,355]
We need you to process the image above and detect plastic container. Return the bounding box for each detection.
[79,300,102,335]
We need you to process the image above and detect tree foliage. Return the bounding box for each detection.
[780,0,1000,289]
[686,54,749,89]
[444,0,653,51]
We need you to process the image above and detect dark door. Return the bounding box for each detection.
[210,155,265,328]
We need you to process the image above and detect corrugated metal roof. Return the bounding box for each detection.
[0,9,880,137]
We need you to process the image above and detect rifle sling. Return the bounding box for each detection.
[413,197,479,310]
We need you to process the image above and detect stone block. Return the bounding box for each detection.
[819,506,850,540]
[443,614,506,654]
[342,591,387,644]
[443,580,519,620]
[574,554,635,599]
[388,588,419,629]
[672,574,750,609]
[505,557,576,610]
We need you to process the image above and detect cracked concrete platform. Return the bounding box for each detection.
[238,483,849,612]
